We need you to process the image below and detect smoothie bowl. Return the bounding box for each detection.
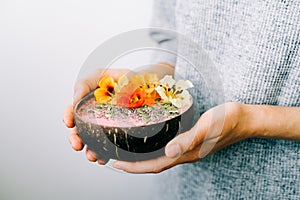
[74,74,194,162]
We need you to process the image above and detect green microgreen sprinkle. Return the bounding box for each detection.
[142,115,151,122]
[95,104,103,109]
[137,109,145,114]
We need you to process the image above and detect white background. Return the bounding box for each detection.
[0,1,161,200]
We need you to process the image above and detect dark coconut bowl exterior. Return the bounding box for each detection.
[74,91,194,162]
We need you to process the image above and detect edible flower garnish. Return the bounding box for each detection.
[115,74,160,108]
[155,75,194,108]
[94,73,193,109]
[94,76,116,104]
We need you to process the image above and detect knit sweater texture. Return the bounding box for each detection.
[150,0,300,199]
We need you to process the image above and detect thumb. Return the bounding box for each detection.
[165,123,204,158]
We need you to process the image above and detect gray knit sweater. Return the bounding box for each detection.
[150,0,300,199]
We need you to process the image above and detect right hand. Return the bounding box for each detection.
[63,68,130,164]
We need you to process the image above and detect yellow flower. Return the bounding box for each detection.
[94,76,116,103]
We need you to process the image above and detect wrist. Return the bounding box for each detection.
[222,102,254,140]
[236,103,262,139]
[239,104,300,141]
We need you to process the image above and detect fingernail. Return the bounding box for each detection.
[165,144,182,158]
[89,151,96,158]
[98,160,106,165]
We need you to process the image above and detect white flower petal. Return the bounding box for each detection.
[160,75,175,87]
[170,98,183,108]
[155,86,169,102]
[171,90,192,108]
[175,80,194,90]
[180,90,192,102]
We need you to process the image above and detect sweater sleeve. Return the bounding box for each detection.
[149,0,177,66]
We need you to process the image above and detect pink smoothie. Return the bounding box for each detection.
[77,98,190,128]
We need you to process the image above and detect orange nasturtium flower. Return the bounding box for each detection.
[115,83,139,107]
[117,88,154,109]
[131,74,160,106]
[116,84,160,108]
[95,73,162,108]
[94,76,116,103]
[128,89,146,108]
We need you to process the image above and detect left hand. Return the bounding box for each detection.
[113,102,252,173]
[63,63,175,164]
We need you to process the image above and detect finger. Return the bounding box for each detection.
[97,159,107,165]
[197,136,221,159]
[105,69,131,80]
[86,149,97,162]
[113,156,178,174]
[165,107,225,158]
[73,81,95,105]
[69,128,84,151]
[113,145,205,174]
[111,138,209,174]
[188,135,230,160]
[165,121,205,158]
[63,104,75,128]
[73,69,130,104]
[95,153,109,165]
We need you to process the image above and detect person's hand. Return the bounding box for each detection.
[112,102,253,173]
[64,65,300,171]
[63,63,175,164]
[63,68,130,164]
[112,101,300,173]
